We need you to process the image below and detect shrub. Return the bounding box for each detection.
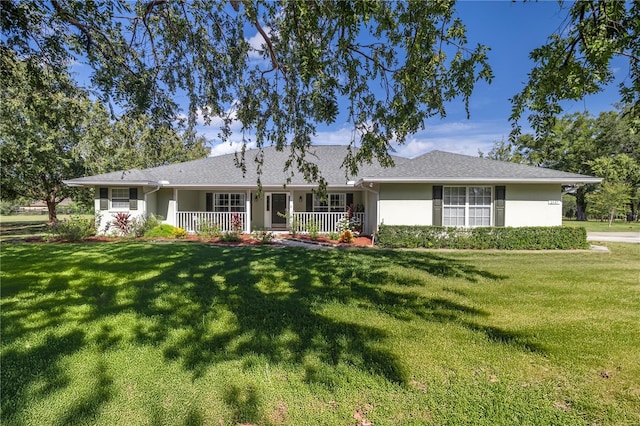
[107,214,161,238]
[338,229,355,243]
[0,200,21,215]
[219,232,242,242]
[145,224,181,238]
[307,218,320,240]
[252,229,274,244]
[337,211,362,237]
[47,215,96,241]
[111,212,132,236]
[278,210,300,236]
[231,212,243,233]
[197,220,221,239]
[171,227,187,239]
[376,225,588,250]
[328,231,339,241]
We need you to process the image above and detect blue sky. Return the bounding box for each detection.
[205,1,624,158]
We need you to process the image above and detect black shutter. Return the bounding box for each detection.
[346,193,354,207]
[129,188,138,210]
[494,186,505,227]
[432,185,443,226]
[305,193,313,212]
[205,193,213,212]
[99,187,109,210]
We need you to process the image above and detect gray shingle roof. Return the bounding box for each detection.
[66,145,407,187]
[65,168,157,185]
[362,150,601,183]
[65,146,601,187]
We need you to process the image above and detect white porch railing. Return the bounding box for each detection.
[292,212,366,234]
[177,211,246,233]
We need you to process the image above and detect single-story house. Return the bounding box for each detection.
[63,145,601,235]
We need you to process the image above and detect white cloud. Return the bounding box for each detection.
[313,126,356,145]
[246,27,273,61]
[210,140,258,157]
[393,121,507,157]
[311,120,508,158]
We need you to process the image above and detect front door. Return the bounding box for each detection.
[271,193,287,228]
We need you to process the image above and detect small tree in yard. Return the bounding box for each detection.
[587,182,632,226]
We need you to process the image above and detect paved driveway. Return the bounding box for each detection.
[587,232,640,243]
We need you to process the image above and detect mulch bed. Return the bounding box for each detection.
[283,234,373,247]
[19,233,374,247]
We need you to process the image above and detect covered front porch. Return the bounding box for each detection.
[176,210,367,235]
[153,188,372,235]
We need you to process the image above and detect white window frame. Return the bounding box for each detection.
[214,193,246,213]
[443,186,466,227]
[313,193,346,212]
[443,186,492,227]
[111,188,130,210]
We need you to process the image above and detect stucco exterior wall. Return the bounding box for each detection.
[504,184,562,227]
[362,189,376,235]
[146,190,157,217]
[177,190,200,212]
[252,193,265,230]
[156,188,174,225]
[376,183,562,228]
[378,183,432,226]
[94,186,146,234]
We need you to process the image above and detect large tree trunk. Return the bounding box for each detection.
[46,200,58,223]
[575,187,588,221]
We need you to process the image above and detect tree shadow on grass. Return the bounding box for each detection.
[1,330,86,422]
[123,245,536,382]
[1,242,542,424]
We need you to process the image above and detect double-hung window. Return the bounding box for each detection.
[468,187,492,226]
[111,188,130,209]
[213,193,245,212]
[313,193,346,212]
[443,186,492,227]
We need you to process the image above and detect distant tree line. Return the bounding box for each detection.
[481,107,640,223]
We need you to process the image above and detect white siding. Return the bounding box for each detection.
[378,183,432,226]
[504,184,562,227]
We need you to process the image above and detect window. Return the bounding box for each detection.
[214,193,245,212]
[443,186,492,227]
[443,187,465,226]
[111,188,130,209]
[313,193,346,212]
[468,187,492,226]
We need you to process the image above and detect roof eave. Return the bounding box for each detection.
[63,180,158,187]
[357,177,603,184]
[164,183,357,189]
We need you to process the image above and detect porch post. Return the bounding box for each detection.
[363,190,368,235]
[173,188,179,227]
[245,190,251,234]
[289,193,294,228]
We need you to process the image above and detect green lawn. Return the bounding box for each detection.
[2,242,639,425]
[563,219,640,233]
